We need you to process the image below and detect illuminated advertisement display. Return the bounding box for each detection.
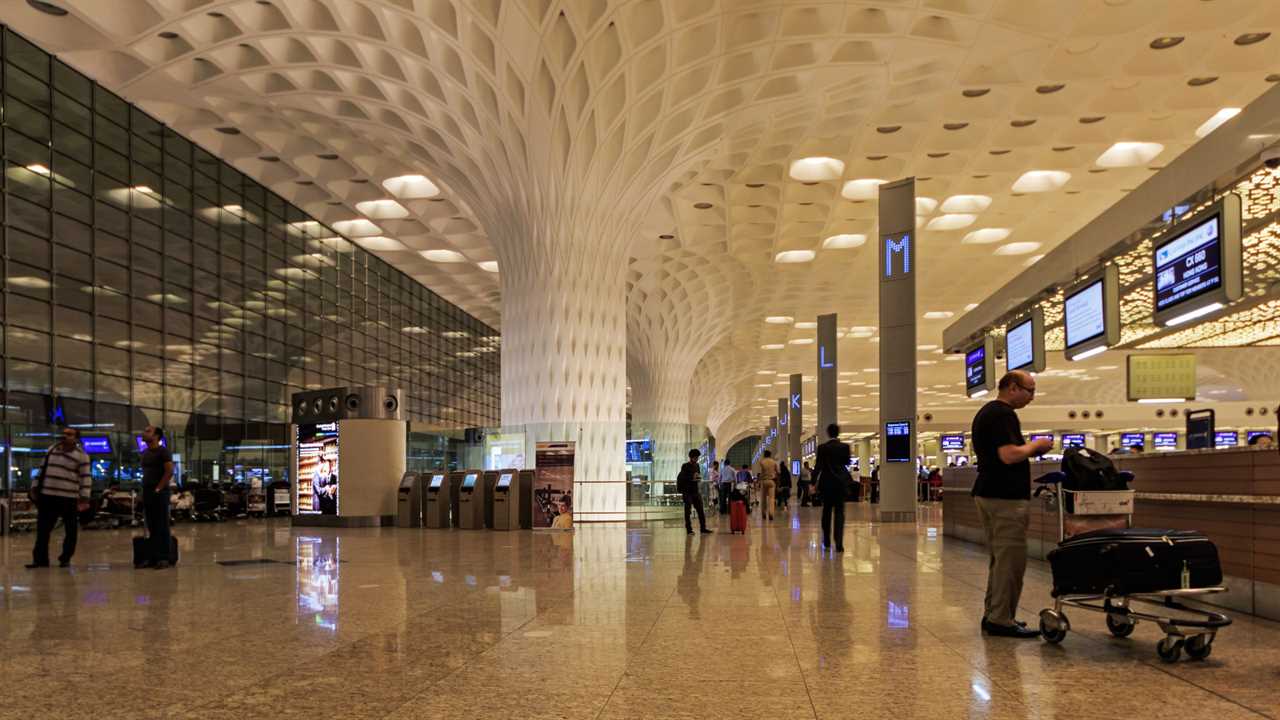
[1153,432,1178,450]
[625,439,653,463]
[81,436,112,454]
[297,422,339,515]
[885,420,912,463]
[1214,431,1238,448]
[1061,433,1086,448]
[1120,433,1145,448]
[940,435,965,451]
[484,432,526,470]
[1248,431,1273,444]
[965,344,986,392]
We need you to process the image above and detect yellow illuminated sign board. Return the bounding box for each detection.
[1126,354,1196,401]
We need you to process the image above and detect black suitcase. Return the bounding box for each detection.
[1048,528,1221,597]
[132,535,179,568]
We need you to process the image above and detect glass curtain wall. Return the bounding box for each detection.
[0,27,499,502]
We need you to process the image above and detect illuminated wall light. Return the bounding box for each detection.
[420,249,468,263]
[382,174,440,199]
[939,194,992,213]
[926,213,977,231]
[822,233,867,249]
[994,241,1042,256]
[354,198,410,219]
[354,236,407,251]
[774,250,816,264]
[788,157,845,182]
[1011,170,1071,193]
[1095,142,1164,168]
[1195,108,1241,138]
[840,178,887,200]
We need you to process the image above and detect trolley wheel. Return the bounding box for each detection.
[1157,637,1184,663]
[1039,610,1069,644]
[1185,634,1213,661]
[1105,613,1136,638]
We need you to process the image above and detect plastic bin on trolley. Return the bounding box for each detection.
[424,472,450,528]
[396,472,422,528]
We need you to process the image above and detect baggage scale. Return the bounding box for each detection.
[1033,471,1232,662]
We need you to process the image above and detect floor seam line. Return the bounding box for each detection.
[768,533,821,720]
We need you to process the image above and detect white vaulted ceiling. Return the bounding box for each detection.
[9,0,1280,443]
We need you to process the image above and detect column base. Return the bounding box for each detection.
[877,510,916,523]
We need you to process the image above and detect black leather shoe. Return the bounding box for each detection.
[699,528,713,534]
[686,529,694,535]
[981,617,1027,629]
[58,559,71,568]
[982,620,1039,638]
[836,546,845,553]
[24,563,49,569]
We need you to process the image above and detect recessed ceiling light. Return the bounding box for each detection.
[355,236,407,252]
[761,344,785,350]
[331,218,381,236]
[922,311,954,320]
[658,234,674,240]
[794,321,817,330]
[841,178,887,201]
[1095,141,1164,168]
[964,303,979,311]
[420,249,467,263]
[214,127,240,135]
[478,261,499,273]
[1011,170,1070,193]
[693,202,714,210]
[1023,254,1046,267]
[158,31,180,39]
[26,0,68,15]
[822,233,867,249]
[317,153,339,160]
[764,316,794,324]
[866,155,889,161]
[1267,74,1280,82]
[258,155,280,162]
[789,338,815,345]
[1035,84,1066,94]
[926,214,977,231]
[354,198,409,219]
[962,228,1011,245]
[988,149,1011,156]
[1149,36,1184,50]
[994,241,1042,256]
[382,174,440,199]
[962,88,990,98]
[926,152,950,159]
[1195,108,1241,138]
[917,344,938,351]
[788,157,845,182]
[774,250,815,264]
[1234,32,1270,46]
[1187,76,1218,87]
[940,195,992,213]
[915,197,938,215]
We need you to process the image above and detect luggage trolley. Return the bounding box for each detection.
[1033,472,1231,662]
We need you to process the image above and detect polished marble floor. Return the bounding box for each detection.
[2,504,1277,720]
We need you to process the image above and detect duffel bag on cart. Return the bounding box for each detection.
[1047,528,1222,597]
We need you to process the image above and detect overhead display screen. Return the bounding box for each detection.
[1247,431,1272,443]
[940,435,965,451]
[884,421,912,463]
[1186,410,1215,450]
[1153,432,1178,450]
[1214,431,1238,448]
[1152,194,1241,327]
[1062,433,1086,448]
[1005,318,1034,372]
[81,436,112,454]
[965,345,986,390]
[1120,433,1145,448]
[1029,433,1054,444]
[1065,280,1105,348]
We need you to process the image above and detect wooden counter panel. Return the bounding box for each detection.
[1254,507,1280,585]
[1254,453,1280,495]
[1121,452,1256,496]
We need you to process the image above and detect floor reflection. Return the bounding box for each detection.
[296,535,340,632]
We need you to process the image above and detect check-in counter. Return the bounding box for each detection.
[943,446,1280,621]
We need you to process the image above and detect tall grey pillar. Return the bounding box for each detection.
[788,373,802,476]
[816,314,837,440]
[777,398,789,468]
[768,416,778,460]
[877,177,917,522]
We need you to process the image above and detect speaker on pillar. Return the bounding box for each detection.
[292,387,349,425]
[342,387,404,420]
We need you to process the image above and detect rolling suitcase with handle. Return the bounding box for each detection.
[133,533,179,568]
[729,500,748,534]
[1048,528,1221,597]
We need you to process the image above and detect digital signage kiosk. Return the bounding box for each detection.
[424,473,450,528]
[1063,265,1120,362]
[456,471,487,529]
[884,421,913,463]
[1153,194,1242,327]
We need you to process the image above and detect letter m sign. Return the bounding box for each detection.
[885,233,911,278]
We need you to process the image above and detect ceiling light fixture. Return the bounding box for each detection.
[1149,36,1184,50]
[764,316,794,324]
[354,198,409,219]
[761,344,785,350]
[962,228,1011,245]
[940,195,992,213]
[794,321,817,330]
[1234,32,1270,46]
[420,249,467,263]
[923,311,954,320]
[382,174,440,199]
[840,178,886,201]
[774,250,815,264]
[926,214,977,231]
[1011,170,1070,193]
[353,236,407,251]
[1195,108,1241,138]
[822,233,867,249]
[995,241,1042,256]
[788,157,845,182]
[915,197,938,215]
[478,261,499,273]
[331,218,381,237]
[26,0,68,15]
[1095,141,1164,168]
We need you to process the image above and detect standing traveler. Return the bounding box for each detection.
[799,462,813,506]
[707,461,721,511]
[26,427,92,569]
[972,371,1053,638]
[678,449,712,536]
[757,450,779,521]
[718,461,735,514]
[140,425,175,570]
[815,424,851,552]
[777,461,792,511]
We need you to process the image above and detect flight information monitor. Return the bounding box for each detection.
[1153,194,1242,327]
[1004,307,1045,373]
[1029,433,1054,445]
[1214,431,1238,448]
[1153,432,1178,450]
[81,436,112,454]
[884,420,912,463]
[1063,266,1119,361]
[1247,431,1273,444]
[1062,433,1086,448]
[1120,433,1145,448]
[965,337,995,397]
[940,435,965,451]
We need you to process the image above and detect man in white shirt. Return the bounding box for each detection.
[718,461,735,514]
[27,427,92,568]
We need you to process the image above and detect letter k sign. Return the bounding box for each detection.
[790,393,800,409]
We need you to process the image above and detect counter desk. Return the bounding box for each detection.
[942,446,1280,621]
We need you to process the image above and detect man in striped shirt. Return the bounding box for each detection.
[27,427,92,569]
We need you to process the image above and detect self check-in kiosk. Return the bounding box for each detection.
[457,470,487,529]
[447,471,465,527]
[482,471,500,528]
[491,469,533,530]
[424,473,450,528]
[396,472,422,528]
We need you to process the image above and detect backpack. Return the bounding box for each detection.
[1060,446,1128,492]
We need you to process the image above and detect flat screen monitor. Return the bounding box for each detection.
[1063,265,1119,361]
[1153,194,1242,327]
[1186,409,1215,450]
[1214,431,1238,448]
[964,337,994,397]
[625,439,652,463]
[1153,432,1178,450]
[462,473,478,489]
[884,420,912,463]
[133,435,167,453]
[1004,307,1045,373]
[1061,433,1086,448]
[296,422,339,515]
[429,474,445,488]
[81,436,112,454]
[1247,430,1273,444]
[1120,433,1145,449]
[1029,433,1054,444]
[940,434,965,451]
[497,473,513,488]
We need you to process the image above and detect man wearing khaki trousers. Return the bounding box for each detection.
[971,370,1053,639]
